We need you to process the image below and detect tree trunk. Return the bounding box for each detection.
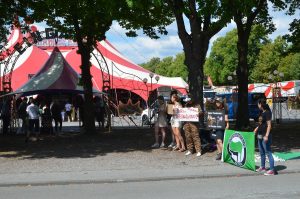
[80,46,96,134]
[184,37,209,111]
[236,30,250,130]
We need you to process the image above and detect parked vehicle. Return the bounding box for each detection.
[216,92,265,121]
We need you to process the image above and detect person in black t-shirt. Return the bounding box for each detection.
[254,98,276,176]
[213,97,229,160]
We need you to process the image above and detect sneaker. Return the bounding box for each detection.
[264,170,275,176]
[185,151,192,156]
[215,153,222,160]
[168,142,175,148]
[256,167,266,172]
[196,152,202,157]
[151,143,159,148]
[160,143,165,148]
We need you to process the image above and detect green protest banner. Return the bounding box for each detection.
[222,129,255,171]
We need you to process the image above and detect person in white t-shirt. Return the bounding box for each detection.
[26,98,40,142]
[65,102,72,122]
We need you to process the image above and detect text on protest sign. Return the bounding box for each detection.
[174,108,199,122]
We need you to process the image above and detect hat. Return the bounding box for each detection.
[215,97,223,103]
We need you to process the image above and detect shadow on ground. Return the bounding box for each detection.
[0,121,299,160]
[271,122,300,152]
[0,128,158,159]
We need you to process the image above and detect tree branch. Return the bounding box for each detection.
[167,0,191,47]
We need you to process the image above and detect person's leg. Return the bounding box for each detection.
[26,119,34,142]
[154,125,159,144]
[54,118,58,132]
[263,137,274,171]
[34,119,40,139]
[258,138,266,169]
[176,128,186,151]
[170,126,175,146]
[184,124,193,153]
[59,117,62,131]
[191,124,201,153]
[2,117,9,135]
[160,127,166,146]
[172,127,180,149]
[216,139,223,153]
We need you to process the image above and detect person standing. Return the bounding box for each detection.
[151,96,167,148]
[26,98,40,142]
[1,97,11,135]
[65,101,72,122]
[183,94,202,157]
[254,98,276,176]
[94,96,105,128]
[170,93,186,152]
[18,97,28,134]
[50,100,63,133]
[213,97,229,160]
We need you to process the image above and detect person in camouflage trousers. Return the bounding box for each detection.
[183,94,202,157]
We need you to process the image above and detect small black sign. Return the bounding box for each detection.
[207,110,225,129]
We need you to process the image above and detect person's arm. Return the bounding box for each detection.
[263,120,272,142]
[225,114,229,129]
[253,126,258,134]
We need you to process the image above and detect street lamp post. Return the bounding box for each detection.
[142,73,160,126]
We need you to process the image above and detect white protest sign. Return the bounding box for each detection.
[174,107,199,122]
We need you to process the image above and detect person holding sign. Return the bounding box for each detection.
[182,94,202,157]
[170,93,186,152]
[151,96,167,148]
[212,97,229,160]
[254,99,276,176]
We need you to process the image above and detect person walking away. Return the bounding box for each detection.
[65,101,72,122]
[18,97,28,134]
[41,105,53,134]
[254,98,276,176]
[213,97,229,160]
[182,94,202,157]
[170,93,186,152]
[50,100,62,133]
[1,97,12,135]
[151,96,167,148]
[26,98,40,142]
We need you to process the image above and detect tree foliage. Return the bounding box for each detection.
[251,36,288,83]
[140,53,187,79]
[278,52,300,80]
[204,26,270,85]
[0,0,28,44]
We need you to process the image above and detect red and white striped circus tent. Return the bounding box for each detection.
[0,27,188,100]
[248,80,300,98]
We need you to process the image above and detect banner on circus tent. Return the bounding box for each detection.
[222,129,255,171]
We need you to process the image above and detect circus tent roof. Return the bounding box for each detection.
[1,27,188,100]
[11,47,101,96]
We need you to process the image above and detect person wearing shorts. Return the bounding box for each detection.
[170,93,186,152]
[213,97,229,160]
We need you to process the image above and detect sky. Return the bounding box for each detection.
[105,8,299,65]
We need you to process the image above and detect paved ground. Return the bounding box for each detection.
[1,173,300,199]
[0,120,299,188]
